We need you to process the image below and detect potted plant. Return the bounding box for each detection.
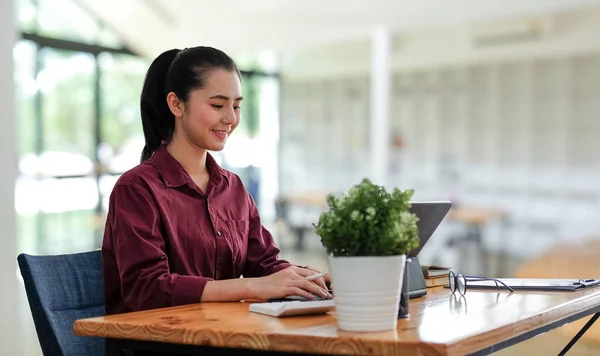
[313,178,419,332]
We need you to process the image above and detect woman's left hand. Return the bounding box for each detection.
[298,266,331,291]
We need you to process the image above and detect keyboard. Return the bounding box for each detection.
[268,294,328,302]
[249,299,335,317]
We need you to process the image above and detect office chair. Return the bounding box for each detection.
[17,250,105,356]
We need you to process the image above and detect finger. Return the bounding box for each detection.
[313,278,332,298]
[321,272,331,283]
[297,265,320,273]
[290,268,331,297]
[321,281,333,298]
[292,266,315,278]
[299,279,331,299]
[312,277,328,291]
[285,287,314,300]
[289,270,309,280]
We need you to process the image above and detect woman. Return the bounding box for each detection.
[102,46,331,316]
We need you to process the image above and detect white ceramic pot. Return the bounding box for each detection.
[328,255,406,332]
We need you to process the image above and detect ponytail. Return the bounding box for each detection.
[140,49,180,162]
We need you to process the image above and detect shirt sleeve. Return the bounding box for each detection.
[243,193,292,277]
[108,182,212,310]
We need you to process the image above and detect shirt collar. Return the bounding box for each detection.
[151,144,228,188]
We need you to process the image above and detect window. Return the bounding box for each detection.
[14,40,37,155]
[14,0,147,255]
[98,52,147,173]
[39,48,96,160]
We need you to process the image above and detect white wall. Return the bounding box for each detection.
[1,0,21,353]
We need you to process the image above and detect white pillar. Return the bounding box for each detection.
[369,28,392,186]
[0,0,20,354]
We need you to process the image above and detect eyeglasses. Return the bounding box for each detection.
[448,271,514,296]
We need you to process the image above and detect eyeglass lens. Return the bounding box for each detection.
[457,274,467,295]
[449,271,456,292]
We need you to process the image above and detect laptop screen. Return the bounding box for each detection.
[407,201,452,257]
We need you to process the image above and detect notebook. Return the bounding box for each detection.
[421,264,451,278]
[466,278,600,291]
[425,276,449,288]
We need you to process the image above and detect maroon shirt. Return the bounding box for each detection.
[102,144,292,315]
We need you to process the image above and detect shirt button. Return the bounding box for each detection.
[217,231,222,236]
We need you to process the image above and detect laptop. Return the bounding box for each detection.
[406,201,453,298]
[408,201,453,258]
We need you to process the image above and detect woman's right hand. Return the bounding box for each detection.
[249,266,333,301]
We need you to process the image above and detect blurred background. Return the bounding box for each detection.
[3,0,600,354]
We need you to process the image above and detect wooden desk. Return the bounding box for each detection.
[74,287,600,355]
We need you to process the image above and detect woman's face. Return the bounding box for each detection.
[171,69,242,152]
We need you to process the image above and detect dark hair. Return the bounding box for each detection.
[139,46,241,162]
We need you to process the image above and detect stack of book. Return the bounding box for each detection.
[421,265,451,287]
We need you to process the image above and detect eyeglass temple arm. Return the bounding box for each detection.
[464,276,515,292]
[493,278,515,292]
[464,276,490,281]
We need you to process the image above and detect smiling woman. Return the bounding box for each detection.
[102,47,330,330]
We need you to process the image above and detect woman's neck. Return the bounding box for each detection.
[165,135,208,177]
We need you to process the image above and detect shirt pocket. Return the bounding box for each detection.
[225,220,249,267]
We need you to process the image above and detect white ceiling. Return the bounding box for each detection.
[80,0,600,60]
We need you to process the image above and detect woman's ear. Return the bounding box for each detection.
[166,92,184,118]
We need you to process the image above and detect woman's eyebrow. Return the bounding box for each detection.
[209,94,243,101]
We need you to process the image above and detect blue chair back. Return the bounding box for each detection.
[17,250,105,356]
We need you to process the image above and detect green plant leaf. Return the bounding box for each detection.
[313,178,420,257]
